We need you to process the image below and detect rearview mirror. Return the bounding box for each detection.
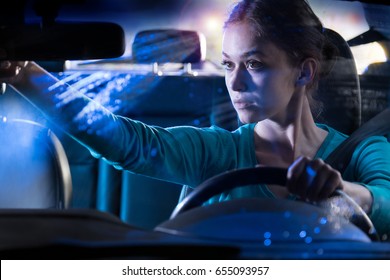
[0,21,126,60]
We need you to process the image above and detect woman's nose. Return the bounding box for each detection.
[229,68,248,92]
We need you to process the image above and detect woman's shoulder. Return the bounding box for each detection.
[356,134,390,152]
[316,123,348,139]
[316,122,390,159]
[315,123,348,158]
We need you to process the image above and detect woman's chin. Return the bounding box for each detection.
[238,111,267,124]
[239,116,259,125]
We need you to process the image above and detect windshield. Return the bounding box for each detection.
[1,0,390,266]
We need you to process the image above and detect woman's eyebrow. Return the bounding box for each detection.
[242,49,265,58]
[222,49,265,59]
[222,51,230,58]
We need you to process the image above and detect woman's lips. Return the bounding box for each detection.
[234,100,255,109]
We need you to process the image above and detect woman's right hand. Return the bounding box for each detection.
[0,61,29,93]
[0,61,28,78]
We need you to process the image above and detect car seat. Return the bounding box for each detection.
[314,28,362,135]
[0,118,72,209]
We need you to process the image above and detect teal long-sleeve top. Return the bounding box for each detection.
[93,119,390,236]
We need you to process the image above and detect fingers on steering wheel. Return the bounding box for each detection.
[305,159,328,200]
[302,161,343,201]
[287,156,309,197]
[317,170,342,200]
[288,157,342,201]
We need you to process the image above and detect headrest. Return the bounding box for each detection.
[131,29,206,64]
[315,28,361,135]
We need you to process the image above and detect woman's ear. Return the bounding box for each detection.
[296,58,318,87]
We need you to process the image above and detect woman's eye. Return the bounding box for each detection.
[221,60,234,70]
[246,60,264,70]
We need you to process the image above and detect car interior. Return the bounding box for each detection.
[0,0,390,259]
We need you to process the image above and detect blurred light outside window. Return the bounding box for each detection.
[180,0,387,74]
[309,0,386,74]
[60,0,387,74]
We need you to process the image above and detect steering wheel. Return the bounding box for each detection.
[169,166,379,241]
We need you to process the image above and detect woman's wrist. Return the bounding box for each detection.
[342,181,373,213]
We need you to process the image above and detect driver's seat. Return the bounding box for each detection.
[314,28,361,135]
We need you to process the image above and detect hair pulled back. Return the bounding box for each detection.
[224,0,338,114]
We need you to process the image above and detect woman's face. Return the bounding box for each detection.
[222,22,300,124]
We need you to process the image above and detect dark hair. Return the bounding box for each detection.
[224,0,338,115]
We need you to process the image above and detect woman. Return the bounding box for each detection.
[1,0,390,237]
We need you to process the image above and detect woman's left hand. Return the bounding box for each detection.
[286,156,344,201]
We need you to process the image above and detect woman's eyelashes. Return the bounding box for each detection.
[221,59,265,71]
[246,60,265,71]
[221,60,234,70]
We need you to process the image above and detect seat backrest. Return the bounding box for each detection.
[359,74,390,129]
[0,118,72,209]
[315,28,362,135]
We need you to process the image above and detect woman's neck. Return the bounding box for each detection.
[254,98,328,167]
